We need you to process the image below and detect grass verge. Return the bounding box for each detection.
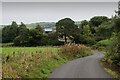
[2,44,92,79]
[101,59,120,80]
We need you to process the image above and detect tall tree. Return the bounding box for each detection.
[28,25,43,46]
[56,18,78,43]
[14,22,30,46]
[89,16,108,27]
[35,24,43,33]
[89,16,109,34]
[2,21,18,43]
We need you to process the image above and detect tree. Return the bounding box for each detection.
[14,22,30,46]
[96,21,113,40]
[113,18,120,33]
[2,21,18,43]
[107,18,120,66]
[41,32,64,46]
[89,16,108,27]
[29,27,43,46]
[82,25,96,45]
[83,25,92,37]
[80,20,89,27]
[89,16,109,34]
[35,24,43,33]
[56,18,78,43]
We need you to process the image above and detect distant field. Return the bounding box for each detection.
[2,46,59,54]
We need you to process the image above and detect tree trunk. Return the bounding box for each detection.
[64,34,67,43]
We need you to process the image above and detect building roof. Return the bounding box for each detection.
[44,28,53,32]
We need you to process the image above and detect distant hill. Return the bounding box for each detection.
[1,21,81,29]
[26,22,56,29]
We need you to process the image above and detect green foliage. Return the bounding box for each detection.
[113,18,120,33]
[2,21,18,43]
[2,46,59,55]
[109,33,120,65]
[28,28,43,46]
[56,18,79,43]
[81,25,96,45]
[89,16,109,34]
[59,44,92,59]
[1,43,14,47]
[14,23,30,46]
[2,45,91,78]
[104,18,120,66]
[80,20,89,28]
[84,37,96,45]
[73,34,85,44]
[96,21,114,40]
[82,25,92,37]
[96,38,113,47]
[89,16,108,27]
[41,33,64,46]
[2,47,63,78]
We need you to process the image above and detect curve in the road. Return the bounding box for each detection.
[48,50,113,78]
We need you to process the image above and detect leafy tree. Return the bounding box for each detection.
[83,25,92,37]
[56,18,78,43]
[89,16,109,34]
[14,22,30,46]
[89,16,108,27]
[113,18,120,33]
[2,21,18,43]
[80,20,89,27]
[82,25,96,45]
[35,24,43,33]
[41,32,64,46]
[73,34,86,44]
[29,28,43,46]
[107,18,120,66]
[18,22,29,35]
[96,21,113,40]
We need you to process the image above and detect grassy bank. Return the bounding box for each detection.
[101,60,120,79]
[2,44,92,79]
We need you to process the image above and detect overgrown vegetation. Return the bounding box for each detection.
[100,18,120,78]
[2,44,92,79]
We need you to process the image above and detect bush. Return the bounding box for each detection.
[85,37,96,45]
[58,43,92,59]
[41,33,64,46]
[103,33,120,66]
[96,38,113,47]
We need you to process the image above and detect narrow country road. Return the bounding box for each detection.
[48,50,113,78]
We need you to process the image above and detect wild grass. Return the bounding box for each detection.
[2,44,92,79]
[59,43,92,60]
[2,48,64,78]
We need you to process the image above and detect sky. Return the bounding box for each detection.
[2,2,118,25]
[1,0,120,2]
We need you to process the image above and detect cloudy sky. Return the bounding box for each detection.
[2,2,118,25]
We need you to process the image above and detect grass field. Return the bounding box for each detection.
[2,46,59,55]
[2,44,92,79]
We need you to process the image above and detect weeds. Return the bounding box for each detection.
[59,43,92,59]
[2,45,91,79]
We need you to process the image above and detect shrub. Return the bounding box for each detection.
[58,43,92,59]
[85,37,96,45]
[96,38,113,47]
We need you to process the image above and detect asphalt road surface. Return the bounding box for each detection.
[48,50,113,78]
